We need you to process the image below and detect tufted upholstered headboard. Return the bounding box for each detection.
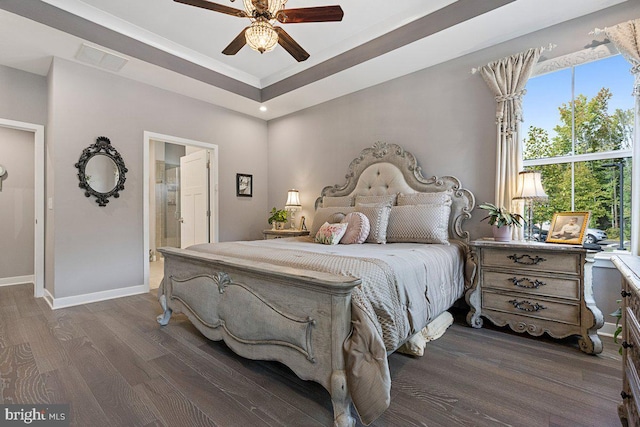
[314,142,475,243]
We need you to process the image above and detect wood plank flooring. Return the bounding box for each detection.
[0,283,623,426]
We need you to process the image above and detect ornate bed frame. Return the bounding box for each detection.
[156,142,475,426]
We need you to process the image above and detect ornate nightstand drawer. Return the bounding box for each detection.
[482,271,580,300]
[482,248,581,275]
[468,240,602,354]
[624,362,640,427]
[482,290,580,325]
[626,300,640,378]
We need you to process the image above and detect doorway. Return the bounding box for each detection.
[0,118,44,298]
[143,132,218,291]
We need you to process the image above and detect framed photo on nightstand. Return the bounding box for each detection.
[236,173,252,197]
[546,211,590,245]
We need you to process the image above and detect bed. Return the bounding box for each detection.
[156,142,476,426]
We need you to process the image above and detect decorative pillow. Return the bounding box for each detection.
[340,212,370,245]
[355,203,392,244]
[314,222,348,245]
[386,204,451,244]
[327,212,347,224]
[397,190,453,206]
[311,207,355,236]
[355,194,397,206]
[322,195,354,208]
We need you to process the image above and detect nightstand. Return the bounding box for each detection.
[612,255,640,426]
[466,239,604,354]
[263,229,310,239]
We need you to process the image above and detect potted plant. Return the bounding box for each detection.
[268,207,288,230]
[479,202,524,242]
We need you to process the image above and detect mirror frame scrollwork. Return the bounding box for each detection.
[75,136,127,206]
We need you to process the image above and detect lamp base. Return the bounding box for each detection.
[524,200,535,242]
[289,212,297,230]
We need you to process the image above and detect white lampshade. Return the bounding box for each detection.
[285,189,301,209]
[515,170,548,201]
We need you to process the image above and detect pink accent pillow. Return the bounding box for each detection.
[314,222,348,245]
[340,212,370,245]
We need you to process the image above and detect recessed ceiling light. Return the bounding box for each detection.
[259,106,268,112]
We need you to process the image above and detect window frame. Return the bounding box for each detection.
[521,43,635,252]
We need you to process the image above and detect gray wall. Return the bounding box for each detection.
[267,2,640,329]
[0,64,47,124]
[0,127,34,279]
[47,58,268,298]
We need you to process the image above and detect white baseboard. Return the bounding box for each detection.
[0,275,35,287]
[44,284,149,310]
[598,321,618,338]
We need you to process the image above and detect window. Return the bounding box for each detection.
[522,52,634,250]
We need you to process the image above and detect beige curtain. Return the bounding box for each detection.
[479,47,542,239]
[604,19,640,255]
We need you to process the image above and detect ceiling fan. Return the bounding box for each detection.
[174,0,344,62]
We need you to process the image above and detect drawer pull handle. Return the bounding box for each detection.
[507,254,546,265]
[621,290,632,298]
[622,341,634,349]
[508,299,547,312]
[621,391,632,400]
[510,277,546,289]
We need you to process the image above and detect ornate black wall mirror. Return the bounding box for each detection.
[75,136,127,206]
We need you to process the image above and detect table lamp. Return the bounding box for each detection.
[285,189,302,230]
[514,171,548,241]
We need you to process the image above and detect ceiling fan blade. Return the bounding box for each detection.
[276,6,344,24]
[174,0,247,18]
[275,27,309,62]
[222,28,248,55]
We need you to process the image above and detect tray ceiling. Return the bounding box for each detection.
[0,0,628,119]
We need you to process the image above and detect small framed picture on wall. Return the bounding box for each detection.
[236,173,252,197]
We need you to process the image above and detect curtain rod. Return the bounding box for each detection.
[471,43,557,75]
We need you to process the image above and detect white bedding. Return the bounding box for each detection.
[189,237,466,350]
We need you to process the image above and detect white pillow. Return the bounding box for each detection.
[322,195,354,207]
[397,190,453,206]
[311,207,355,236]
[355,194,397,206]
[314,222,348,245]
[355,203,392,244]
[386,204,451,244]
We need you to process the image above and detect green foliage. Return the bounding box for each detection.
[479,203,524,228]
[522,87,634,237]
[611,300,623,355]
[268,207,288,224]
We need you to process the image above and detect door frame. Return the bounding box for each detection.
[0,118,45,298]
[143,131,219,289]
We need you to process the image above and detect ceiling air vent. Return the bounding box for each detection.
[75,43,128,72]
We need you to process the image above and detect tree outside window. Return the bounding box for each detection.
[522,53,633,250]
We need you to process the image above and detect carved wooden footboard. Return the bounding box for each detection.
[157,247,361,427]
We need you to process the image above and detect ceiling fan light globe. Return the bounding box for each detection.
[245,21,279,53]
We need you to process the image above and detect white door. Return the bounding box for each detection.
[180,150,209,248]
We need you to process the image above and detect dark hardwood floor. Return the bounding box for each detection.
[0,283,623,426]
